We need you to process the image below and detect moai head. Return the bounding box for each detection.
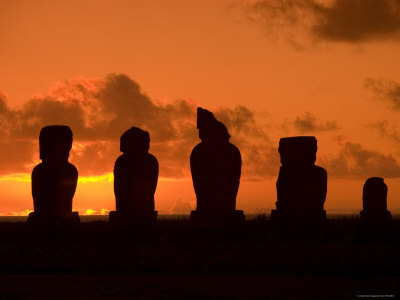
[120,127,150,155]
[363,177,388,213]
[39,125,73,163]
[197,107,230,144]
[278,136,317,166]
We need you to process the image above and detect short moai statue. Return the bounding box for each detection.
[190,107,244,223]
[360,177,391,223]
[271,136,327,222]
[29,125,79,225]
[109,127,158,224]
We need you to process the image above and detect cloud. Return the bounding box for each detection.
[368,120,400,145]
[320,142,400,179]
[293,112,339,133]
[3,74,396,181]
[70,141,119,176]
[0,74,279,180]
[215,106,280,179]
[364,77,400,110]
[247,0,400,45]
[0,140,37,174]
[171,198,194,214]
[0,74,198,177]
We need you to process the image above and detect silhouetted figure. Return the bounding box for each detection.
[109,127,158,224]
[28,125,79,226]
[360,177,391,223]
[271,136,327,223]
[190,108,244,223]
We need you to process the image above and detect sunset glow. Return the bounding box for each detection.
[84,208,110,216]
[1,0,400,215]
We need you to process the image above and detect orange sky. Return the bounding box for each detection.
[1,0,400,214]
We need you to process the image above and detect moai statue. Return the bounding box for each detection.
[271,136,327,222]
[190,107,244,223]
[360,177,391,223]
[109,127,158,224]
[29,125,79,224]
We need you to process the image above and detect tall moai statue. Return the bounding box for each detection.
[360,177,391,223]
[271,136,327,222]
[109,127,159,224]
[190,107,244,222]
[29,125,79,224]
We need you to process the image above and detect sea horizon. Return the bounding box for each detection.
[1,213,400,223]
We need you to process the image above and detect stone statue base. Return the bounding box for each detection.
[109,211,158,225]
[269,209,327,224]
[27,211,79,239]
[360,210,392,224]
[27,211,80,226]
[190,210,245,224]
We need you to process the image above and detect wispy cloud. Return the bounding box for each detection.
[367,120,400,145]
[320,142,400,179]
[293,112,339,133]
[365,77,400,110]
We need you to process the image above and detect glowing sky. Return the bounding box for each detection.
[1,0,400,214]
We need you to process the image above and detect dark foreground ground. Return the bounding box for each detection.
[0,216,399,299]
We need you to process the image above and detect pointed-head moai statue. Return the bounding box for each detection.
[197,107,230,144]
[190,107,244,223]
[29,125,79,224]
[110,127,159,224]
[360,177,391,223]
[272,136,327,222]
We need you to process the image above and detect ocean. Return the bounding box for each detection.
[2,213,399,223]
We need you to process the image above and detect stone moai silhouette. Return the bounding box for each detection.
[190,107,244,222]
[271,136,327,222]
[360,177,391,223]
[109,127,159,224]
[29,125,79,224]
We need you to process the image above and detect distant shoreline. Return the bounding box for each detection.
[1,213,400,222]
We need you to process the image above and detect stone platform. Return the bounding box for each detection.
[190,210,245,224]
[108,211,158,226]
[27,211,80,225]
[269,209,327,224]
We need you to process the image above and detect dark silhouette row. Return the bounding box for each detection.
[27,107,392,227]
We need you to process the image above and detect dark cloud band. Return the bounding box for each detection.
[0,73,399,180]
[247,0,400,44]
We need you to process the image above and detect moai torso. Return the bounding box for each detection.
[31,126,78,218]
[276,164,327,212]
[113,127,158,216]
[362,177,388,215]
[190,107,242,213]
[275,136,327,214]
[191,141,241,212]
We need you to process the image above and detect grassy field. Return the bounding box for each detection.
[0,216,399,299]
